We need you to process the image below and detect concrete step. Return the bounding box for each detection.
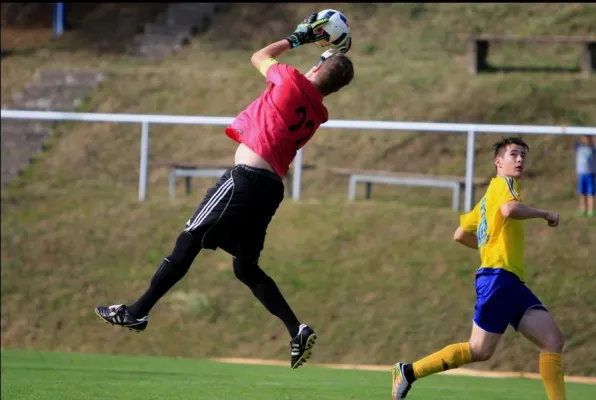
[13,85,93,103]
[135,41,190,53]
[1,155,37,183]
[1,137,46,162]
[1,121,47,135]
[129,2,220,60]
[36,70,109,85]
[156,12,212,27]
[162,3,217,18]
[1,67,108,187]
[1,142,47,159]
[132,32,191,45]
[2,135,50,150]
[1,130,50,144]
[3,125,50,141]
[130,44,178,59]
[11,98,85,110]
[1,134,50,154]
[167,3,217,12]
[18,79,101,90]
[144,23,199,36]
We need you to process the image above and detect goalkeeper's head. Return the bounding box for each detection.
[306,53,354,97]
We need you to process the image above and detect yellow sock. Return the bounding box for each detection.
[540,352,566,400]
[412,343,473,379]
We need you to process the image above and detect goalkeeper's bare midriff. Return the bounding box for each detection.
[234,143,277,175]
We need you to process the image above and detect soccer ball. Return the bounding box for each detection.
[313,9,351,49]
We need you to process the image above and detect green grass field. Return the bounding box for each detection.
[2,350,595,400]
[2,2,596,380]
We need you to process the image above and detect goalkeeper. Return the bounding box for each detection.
[95,13,354,369]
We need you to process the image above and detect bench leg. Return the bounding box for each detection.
[169,172,176,199]
[365,182,372,200]
[468,39,478,75]
[471,183,475,208]
[185,177,191,196]
[285,172,292,198]
[478,40,490,71]
[453,184,461,211]
[581,42,596,77]
[468,39,490,74]
[348,176,357,202]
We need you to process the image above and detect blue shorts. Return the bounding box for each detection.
[473,268,547,334]
[578,173,595,196]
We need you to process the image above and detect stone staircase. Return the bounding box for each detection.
[1,69,108,186]
[128,2,221,61]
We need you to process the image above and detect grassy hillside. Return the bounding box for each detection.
[2,3,596,376]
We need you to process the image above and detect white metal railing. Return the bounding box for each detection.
[2,109,595,211]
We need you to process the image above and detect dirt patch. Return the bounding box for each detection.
[1,28,54,51]
[211,357,596,385]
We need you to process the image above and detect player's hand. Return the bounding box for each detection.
[545,211,559,227]
[286,13,330,49]
[302,12,318,24]
[314,36,352,66]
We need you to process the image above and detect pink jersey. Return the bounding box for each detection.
[225,63,329,177]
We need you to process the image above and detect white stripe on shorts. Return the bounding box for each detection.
[184,176,234,232]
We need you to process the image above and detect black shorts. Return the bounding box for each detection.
[184,164,284,262]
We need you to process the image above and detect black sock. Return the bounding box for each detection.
[253,275,302,338]
[404,364,417,383]
[128,231,200,318]
[127,258,189,317]
[233,258,301,337]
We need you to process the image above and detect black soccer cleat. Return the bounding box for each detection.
[290,324,317,369]
[95,304,148,332]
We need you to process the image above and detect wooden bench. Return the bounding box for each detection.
[159,162,314,199]
[330,167,490,211]
[160,163,229,199]
[466,35,596,76]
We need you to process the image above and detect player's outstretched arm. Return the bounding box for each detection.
[453,226,478,249]
[501,201,559,227]
[251,13,329,76]
[251,40,291,75]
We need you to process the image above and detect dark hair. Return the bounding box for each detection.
[313,53,354,96]
[492,136,530,157]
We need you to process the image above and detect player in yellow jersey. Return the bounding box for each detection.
[391,137,566,400]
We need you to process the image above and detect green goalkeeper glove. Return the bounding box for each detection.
[286,13,330,49]
[315,36,352,67]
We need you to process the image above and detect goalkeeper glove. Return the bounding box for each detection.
[315,36,352,67]
[286,13,330,49]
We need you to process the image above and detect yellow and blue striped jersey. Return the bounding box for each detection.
[460,176,526,281]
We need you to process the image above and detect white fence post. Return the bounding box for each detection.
[464,129,476,212]
[292,148,304,201]
[139,121,150,202]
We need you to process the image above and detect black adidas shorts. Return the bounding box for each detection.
[184,164,284,262]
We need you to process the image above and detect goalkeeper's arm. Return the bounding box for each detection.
[251,13,330,76]
[250,40,291,76]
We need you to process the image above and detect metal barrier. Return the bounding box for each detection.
[2,109,595,211]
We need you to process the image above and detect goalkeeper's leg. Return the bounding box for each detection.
[95,229,203,331]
